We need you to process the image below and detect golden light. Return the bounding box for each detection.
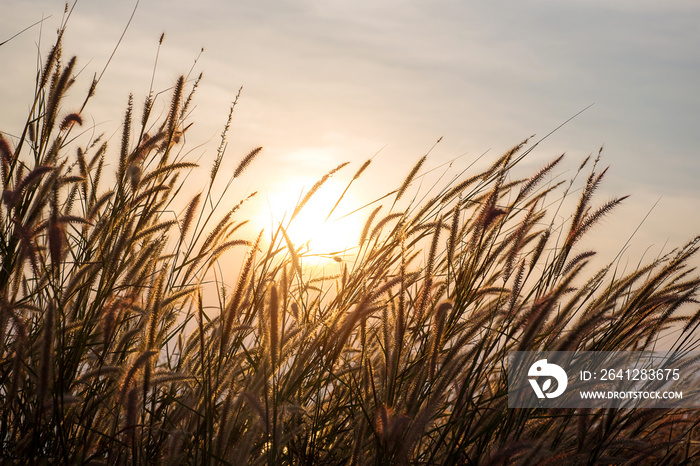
[257,175,364,265]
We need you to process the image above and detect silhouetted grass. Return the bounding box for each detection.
[1,14,700,465]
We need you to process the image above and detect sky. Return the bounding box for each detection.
[2,0,699,266]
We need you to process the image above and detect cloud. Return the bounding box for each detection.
[2,0,698,257]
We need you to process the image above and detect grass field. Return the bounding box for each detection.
[2,14,700,465]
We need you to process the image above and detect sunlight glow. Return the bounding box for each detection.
[258,176,363,264]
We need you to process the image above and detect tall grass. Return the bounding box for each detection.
[2,17,700,465]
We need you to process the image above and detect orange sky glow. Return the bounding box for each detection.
[2,0,699,271]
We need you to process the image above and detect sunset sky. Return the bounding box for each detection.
[2,0,699,264]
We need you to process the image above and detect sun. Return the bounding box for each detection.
[257,176,363,264]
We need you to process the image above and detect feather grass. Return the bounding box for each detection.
[1,19,699,465]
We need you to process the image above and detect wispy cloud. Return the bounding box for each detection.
[2,0,698,253]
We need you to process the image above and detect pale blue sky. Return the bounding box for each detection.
[2,0,699,261]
